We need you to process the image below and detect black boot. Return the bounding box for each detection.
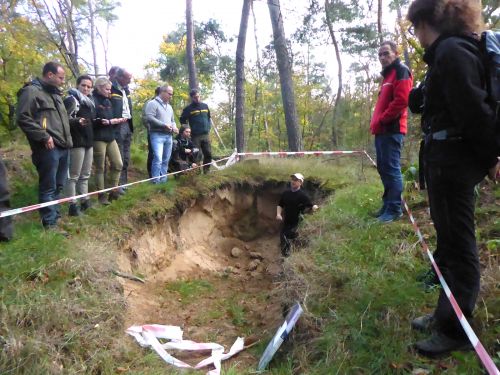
[98,193,110,206]
[415,332,472,358]
[68,203,81,217]
[411,314,434,332]
[108,190,120,202]
[80,199,92,211]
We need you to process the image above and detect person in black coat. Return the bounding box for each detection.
[92,77,125,205]
[63,75,95,216]
[407,0,500,357]
[276,173,318,257]
[170,126,200,173]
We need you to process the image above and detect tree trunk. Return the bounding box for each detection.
[267,0,301,151]
[186,0,198,90]
[88,0,98,76]
[325,0,343,148]
[251,2,271,151]
[396,4,411,70]
[235,0,251,153]
[377,0,383,44]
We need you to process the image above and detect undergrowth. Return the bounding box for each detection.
[0,155,498,374]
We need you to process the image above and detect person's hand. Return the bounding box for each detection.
[192,163,197,167]
[276,214,283,221]
[312,205,319,211]
[119,117,128,124]
[45,136,54,150]
[185,148,192,154]
[488,158,500,182]
[173,127,179,134]
[79,118,89,126]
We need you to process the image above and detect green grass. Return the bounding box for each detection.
[165,279,214,303]
[0,156,498,374]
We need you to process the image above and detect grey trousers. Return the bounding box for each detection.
[93,140,123,190]
[65,147,93,202]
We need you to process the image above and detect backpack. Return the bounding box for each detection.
[480,30,500,152]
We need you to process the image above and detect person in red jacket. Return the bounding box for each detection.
[370,40,413,222]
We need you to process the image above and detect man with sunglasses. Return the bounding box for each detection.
[370,41,413,222]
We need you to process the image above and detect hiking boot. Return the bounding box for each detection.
[414,332,472,358]
[68,203,81,217]
[44,224,69,237]
[108,190,120,202]
[411,314,434,332]
[98,193,110,206]
[377,211,403,223]
[80,199,92,211]
[370,206,386,218]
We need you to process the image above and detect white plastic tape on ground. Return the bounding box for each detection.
[126,324,245,375]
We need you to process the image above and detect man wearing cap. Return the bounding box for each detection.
[276,173,318,256]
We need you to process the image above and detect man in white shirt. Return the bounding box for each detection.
[145,85,178,183]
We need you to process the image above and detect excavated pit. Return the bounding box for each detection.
[117,182,323,368]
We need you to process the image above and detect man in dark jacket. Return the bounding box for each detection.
[370,41,413,223]
[276,173,318,257]
[180,89,212,173]
[17,61,72,230]
[111,68,133,189]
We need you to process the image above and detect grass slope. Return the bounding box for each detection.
[0,156,498,374]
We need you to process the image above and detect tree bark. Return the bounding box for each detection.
[186,0,198,90]
[267,0,301,151]
[325,0,343,147]
[87,0,98,76]
[235,0,251,153]
[377,0,383,44]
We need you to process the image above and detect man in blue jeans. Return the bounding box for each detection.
[370,41,413,222]
[17,61,72,230]
[145,85,178,183]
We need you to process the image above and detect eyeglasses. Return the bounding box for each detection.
[79,84,92,88]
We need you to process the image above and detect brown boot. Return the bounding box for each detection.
[98,193,110,206]
[108,190,120,202]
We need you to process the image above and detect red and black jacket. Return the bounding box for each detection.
[370,58,413,135]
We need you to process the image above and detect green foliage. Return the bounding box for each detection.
[165,279,214,303]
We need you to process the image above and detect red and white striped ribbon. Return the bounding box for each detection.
[236,150,365,157]
[0,153,238,219]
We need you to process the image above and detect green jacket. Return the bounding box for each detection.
[17,79,72,149]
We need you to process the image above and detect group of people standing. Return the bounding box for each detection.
[15,62,135,228]
[11,61,214,233]
[370,0,499,359]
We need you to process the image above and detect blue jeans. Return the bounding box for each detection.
[374,133,404,215]
[31,146,69,226]
[150,132,173,183]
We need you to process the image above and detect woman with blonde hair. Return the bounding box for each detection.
[407,0,499,357]
[92,77,126,205]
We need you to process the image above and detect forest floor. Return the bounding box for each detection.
[0,149,498,374]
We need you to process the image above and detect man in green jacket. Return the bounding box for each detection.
[17,61,72,230]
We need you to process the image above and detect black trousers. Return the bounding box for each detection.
[280,223,298,257]
[0,156,13,241]
[192,133,212,173]
[426,160,485,338]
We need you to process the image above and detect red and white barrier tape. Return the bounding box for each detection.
[236,150,365,157]
[126,324,244,375]
[0,152,238,219]
[364,153,499,375]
